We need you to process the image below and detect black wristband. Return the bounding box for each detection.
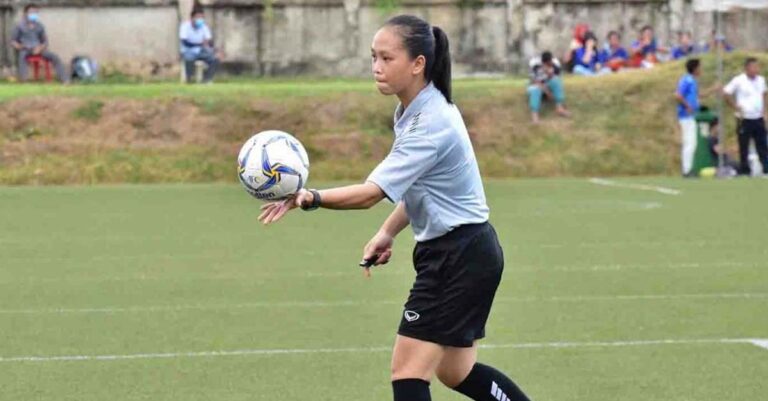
[302,189,322,211]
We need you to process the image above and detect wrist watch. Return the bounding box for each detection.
[302,189,322,211]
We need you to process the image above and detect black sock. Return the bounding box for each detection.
[452,363,531,401]
[392,378,431,401]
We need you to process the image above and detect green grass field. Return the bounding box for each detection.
[1,178,767,400]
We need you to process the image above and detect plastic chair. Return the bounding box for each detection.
[25,55,53,82]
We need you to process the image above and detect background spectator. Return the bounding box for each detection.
[564,23,590,73]
[10,4,67,82]
[674,58,720,176]
[527,51,570,123]
[599,31,629,72]
[572,31,603,76]
[723,57,767,175]
[671,31,699,60]
[179,8,220,84]
[675,59,702,176]
[704,30,735,53]
[630,26,665,68]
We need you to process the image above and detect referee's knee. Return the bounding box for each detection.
[390,365,432,382]
[435,366,468,388]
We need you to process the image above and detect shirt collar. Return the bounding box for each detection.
[394,83,437,133]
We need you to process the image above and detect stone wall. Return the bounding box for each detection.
[1,0,766,78]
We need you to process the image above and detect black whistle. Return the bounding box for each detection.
[359,255,380,268]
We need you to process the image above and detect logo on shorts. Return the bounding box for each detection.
[403,310,420,322]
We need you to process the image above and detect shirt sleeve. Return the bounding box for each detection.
[677,77,690,97]
[11,25,21,43]
[367,125,438,203]
[179,23,188,40]
[38,25,47,45]
[204,26,212,41]
[723,77,738,96]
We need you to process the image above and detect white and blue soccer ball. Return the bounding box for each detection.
[237,130,310,201]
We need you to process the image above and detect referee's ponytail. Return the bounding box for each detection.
[385,15,453,104]
[430,26,452,104]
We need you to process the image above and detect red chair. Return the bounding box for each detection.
[25,55,53,82]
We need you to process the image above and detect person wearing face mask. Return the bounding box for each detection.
[179,8,220,83]
[10,4,67,82]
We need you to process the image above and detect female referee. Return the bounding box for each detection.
[258,15,532,401]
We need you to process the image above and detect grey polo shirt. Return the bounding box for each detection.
[12,21,47,50]
[367,83,489,242]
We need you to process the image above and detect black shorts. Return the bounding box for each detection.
[397,222,504,347]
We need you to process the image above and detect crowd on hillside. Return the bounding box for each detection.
[529,23,767,179]
[526,23,736,123]
[7,5,766,177]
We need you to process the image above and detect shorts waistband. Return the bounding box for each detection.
[416,222,490,246]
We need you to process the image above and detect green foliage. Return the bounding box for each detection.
[73,100,104,121]
[375,0,400,14]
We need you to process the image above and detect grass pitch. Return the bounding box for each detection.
[1,178,767,400]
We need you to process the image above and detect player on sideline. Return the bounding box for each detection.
[259,15,533,401]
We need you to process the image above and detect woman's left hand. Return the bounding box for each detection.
[258,189,313,224]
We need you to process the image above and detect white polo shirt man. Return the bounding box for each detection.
[724,59,768,175]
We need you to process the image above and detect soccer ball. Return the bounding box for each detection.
[237,130,310,201]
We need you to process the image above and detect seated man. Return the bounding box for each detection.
[629,25,667,68]
[671,30,699,60]
[527,51,570,123]
[11,4,67,83]
[179,9,219,83]
[599,31,629,72]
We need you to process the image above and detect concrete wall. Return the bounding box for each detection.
[1,0,766,78]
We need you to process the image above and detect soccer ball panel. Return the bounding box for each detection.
[237,130,310,201]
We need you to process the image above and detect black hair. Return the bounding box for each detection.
[191,8,203,18]
[583,31,597,42]
[745,57,758,68]
[541,51,553,64]
[641,25,653,33]
[24,3,38,13]
[686,58,700,74]
[384,15,452,104]
[607,31,620,40]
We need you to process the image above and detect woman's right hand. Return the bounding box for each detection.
[258,189,313,225]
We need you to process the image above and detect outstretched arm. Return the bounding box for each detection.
[258,182,385,224]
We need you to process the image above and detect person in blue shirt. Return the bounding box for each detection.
[572,31,601,76]
[671,31,699,60]
[259,14,534,401]
[630,25,667,68]
[703,30,735,53]
[675,59,700,176]
[674,58,720,176]
[599,31,629,72]
[179,9,220,83]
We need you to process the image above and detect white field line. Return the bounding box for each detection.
[589,178,682,196]
[1,337,765,363]
[3,239,731,265]
[750,340,768,350]
[1,292,764,315]
[0,260,758,285]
